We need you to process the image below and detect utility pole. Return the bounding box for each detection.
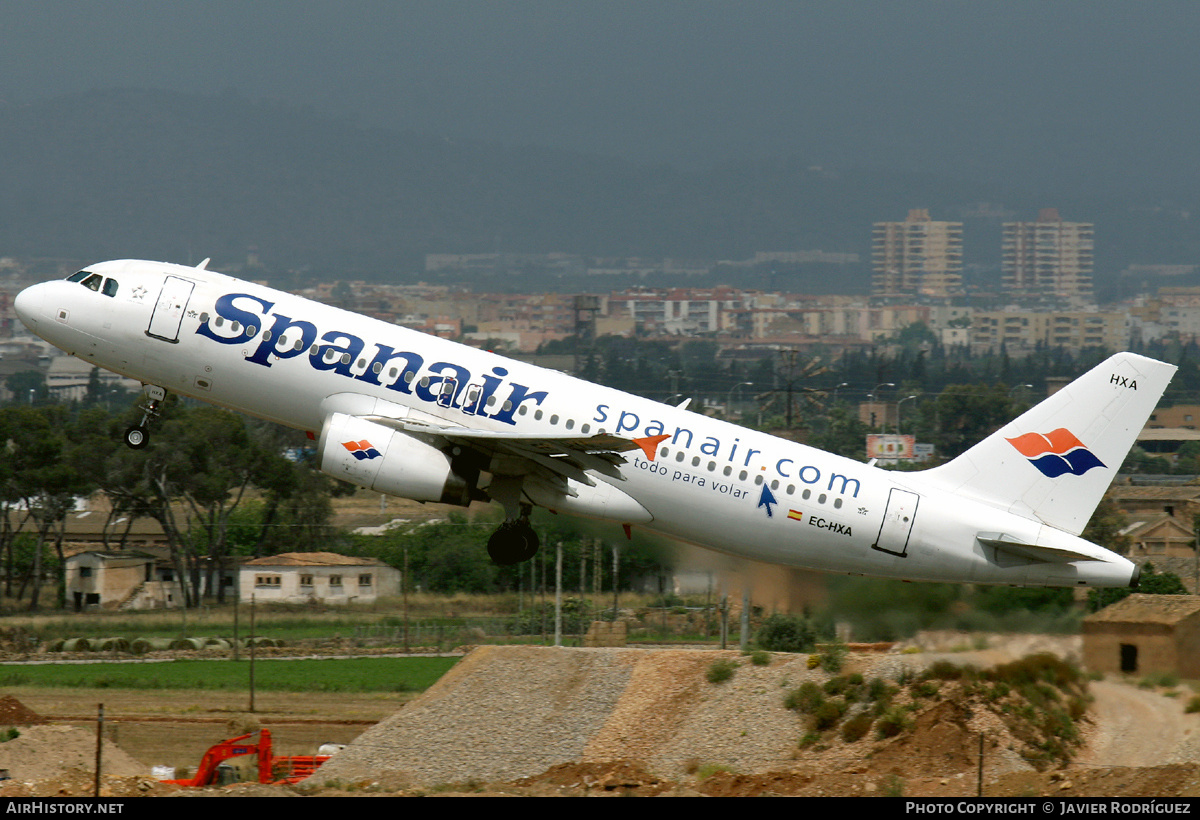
[740,586,750,650]
[93,704,103,798]
[611,543,619,620]
[779,348,798,429]
[402,547,410,653]
[554,541,563,647]
[248,594,256,713]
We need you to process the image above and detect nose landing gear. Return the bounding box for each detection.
[123,385,167,449]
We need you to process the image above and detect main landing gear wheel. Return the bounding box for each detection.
[487,521,540,566]
[123,425,149,449]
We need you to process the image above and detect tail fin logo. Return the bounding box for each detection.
[1006,428,1106,478]
[342,439,382,461]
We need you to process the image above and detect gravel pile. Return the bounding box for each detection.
[313,645,892,788]
[314,645,638,787]
[311,641,1087,789]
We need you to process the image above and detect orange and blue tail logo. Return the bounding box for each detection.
[1006,428,1105,478]
[342,439,382,461]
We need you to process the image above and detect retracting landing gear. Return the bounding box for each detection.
[487,505,540,566]
[485,472,541,565]
[123,385,167,449]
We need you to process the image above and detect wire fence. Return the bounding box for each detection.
[351,606,732,651]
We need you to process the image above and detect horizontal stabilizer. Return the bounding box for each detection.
[976,532,1097,564]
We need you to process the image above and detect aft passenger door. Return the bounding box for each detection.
[146,275,195,343]
[872,488,919,557]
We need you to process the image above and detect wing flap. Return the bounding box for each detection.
[359,414,641,487]
[361,415,639,455]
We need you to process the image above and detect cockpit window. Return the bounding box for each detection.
[66,270,120,296]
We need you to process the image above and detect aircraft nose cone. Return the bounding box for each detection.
[13,284,45,330]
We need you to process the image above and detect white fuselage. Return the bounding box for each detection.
[14,260,1139,588]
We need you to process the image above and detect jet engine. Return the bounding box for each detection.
[318,413,477,506]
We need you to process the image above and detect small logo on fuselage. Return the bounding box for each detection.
[1006,428,1105,478]
[342,440,382,460]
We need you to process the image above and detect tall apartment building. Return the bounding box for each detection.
[872,209,963,298]
[1002,208,1094,302]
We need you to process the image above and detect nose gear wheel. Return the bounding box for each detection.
[123,385,167,449]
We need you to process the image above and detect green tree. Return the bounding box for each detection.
[892,321,938,350]
[96,402,338,606]
[1087,563,1188,612]
[1082,496,1132,555]
[808,406,869,461]
[755,612,819,652]
[973,585,1074,616]
[925,383,1015,459]
[4,371,47,406]
[232,421,345,557]
[157,407,305,603]
[1120,446,1172,475]
[348,513,499,594]
[0,405,100,608]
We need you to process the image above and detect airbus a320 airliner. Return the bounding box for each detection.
[13,259,1176,588]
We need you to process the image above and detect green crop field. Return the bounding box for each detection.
[0,655,458,693]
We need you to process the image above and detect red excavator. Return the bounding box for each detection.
[164,729,333,787]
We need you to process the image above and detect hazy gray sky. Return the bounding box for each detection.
[3,1,1198,193]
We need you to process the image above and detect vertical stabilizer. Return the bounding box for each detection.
[918,352,1176,535]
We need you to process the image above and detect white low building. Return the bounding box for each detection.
[239,552,401,604]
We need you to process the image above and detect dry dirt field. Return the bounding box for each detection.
[2,686,397,771]
[1,640,1199,798]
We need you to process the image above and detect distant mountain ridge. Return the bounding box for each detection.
[0,89,1195,295]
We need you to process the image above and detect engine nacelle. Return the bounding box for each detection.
[318,413,476,506]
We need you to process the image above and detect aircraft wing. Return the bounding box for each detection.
[360,414,645,484]
[362,414,639,453]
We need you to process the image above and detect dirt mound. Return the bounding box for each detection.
[0,773,175,799]
[0,725,148,786]
[695,767,851,797]
[311,645,1067,790]
[870,699,984,775]
[311,642,1200,797]
[515,761,673,796]
[0,695,46,725]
